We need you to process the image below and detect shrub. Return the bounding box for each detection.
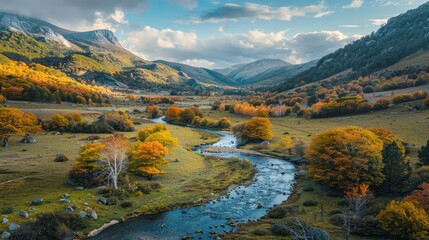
[1,206,14,214]
[413,90,428,100]
[302,185,314,192]
[252,228,270,236]
[373,98,390,110]
[392,93,414,104]
[329,213,346,226]
[376,200,429,240]
[0,94,6,103]
[303,200,318,207]
[97,187,129,200]
[425,96,429,108]
[271,218,310,236]
[54,154,69,162]
[120,201,133,208]
[11,212,88,240]
[352,215,384,236]
[307,227,329,240]
[267,205,298,219]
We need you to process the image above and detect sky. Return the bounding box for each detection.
[0,0,427,68]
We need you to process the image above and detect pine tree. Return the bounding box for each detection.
[418,139,429,166]
[381,140,411,193]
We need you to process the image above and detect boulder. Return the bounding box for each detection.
[18,210,29,218]
[97,197,108,205]
[1,217,8,224]
[1,231,11,238]
[60,199,71,203]
[83,202,89,206]
[62,193,70,199]
[8,223,20,231]
[75,187,84,190]
[261,140,270,146]
[20,134,36,144]
[79,211,87,218]
[90,211,98,220]
[30,197,44,206]
[64,206,74,212]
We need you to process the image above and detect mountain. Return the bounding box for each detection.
[0,12,236,91]
[273,2,429,92]
[216,59,290,83]
[155,60,237,86]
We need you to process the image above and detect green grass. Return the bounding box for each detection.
[0,108,257,235]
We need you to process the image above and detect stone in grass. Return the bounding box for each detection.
[8,223,20,231]
[75,187,84,190]
[79,211,87,218]
[2,217,8,224]
[62,193,70,199]
[97,197,108,205]
[64,206,74,212]
[18,210,29,218]
[30,197,44,206]
[60,199,71,203]
[90,211,98,220]
[1,231,11,239]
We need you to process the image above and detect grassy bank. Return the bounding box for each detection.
[0,107,255,236]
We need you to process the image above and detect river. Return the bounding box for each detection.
[91,117,296,240]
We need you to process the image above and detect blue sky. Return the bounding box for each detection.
[0,0,427,68]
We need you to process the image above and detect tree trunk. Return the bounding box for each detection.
[112,175,118,189]
[3,139,8,148]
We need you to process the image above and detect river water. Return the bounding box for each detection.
[91,117,296,240]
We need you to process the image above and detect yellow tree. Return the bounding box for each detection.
[129,141,169,180]
[137,124,167,141]
[275,135,294,154]
[0,107,41,147]
[306,126,384,190]
[144,130,179,152]
[243,117,273,141]
[69,142,104,187]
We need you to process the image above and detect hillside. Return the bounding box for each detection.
[273,2,429,92]
[0,12,237,91]
[155,60,238,86]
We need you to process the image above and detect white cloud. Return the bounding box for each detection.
[193,3,330,23]
[170,0,198,10]
[122,26,359,68]
[76,10,128,32]
[343,0,364,9]
[314,11,334,18]
[218,25,226,32]
[181,59,215,68]
[370,18,388,26]
[339,24,361,28]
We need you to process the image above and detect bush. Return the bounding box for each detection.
[425,96,429,108]
[97,187,129,200]
[11,212,88,240]
[268,205,298,219]
[252,228,270,236]
[302,185,314,192]
[271,218,310,236]
[307,227,329,240]
[1,206,14,214]
[120,201,133,208]
[303,200,318,207]
[54,154,69,162]
[352,215,384,236]
[392,93,414,104]
[373,98,390,110]
[329,213,346,226]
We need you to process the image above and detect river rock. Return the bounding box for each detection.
[90,211,98,220]
[8,223,20,231]
[1,231,11,238]
[97,197,108,205]
[30,197,44,205]
[2,217,8,224]
[79,211,87,218]
[18,210,29,218]
[64,206,74,212]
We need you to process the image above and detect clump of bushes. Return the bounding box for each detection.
[1,206,14,214]
[373,98,390,110]
[11,212,88,240]
[135,182,163,194]
[120,201,133,208]
[303,200,318,207]
[54,154,69,162]
[391,90,428,104]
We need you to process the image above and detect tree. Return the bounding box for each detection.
[96,135,129,189]
[425,96,429,108]
[137,124,167,142]
[275,136,294,154]
[218,103,225,111]
[165,105,181,122]
[43,114,69,132]
[0,107,41,147]
[406,182,429,210]
[243,117,273,141]
[345,183,371,216]
[381,140,411,193]
[0,94,6,103]
[179,108,195,123]
[145,105,162,119]
[69,142,104,187]
[128,141,168,180]
[104,111,134,132]
[376,200,429,240]
[306,126,384,190]
[144,130,179,152]
[418,139,429,166]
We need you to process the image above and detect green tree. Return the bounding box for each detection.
[381,140,411,193]
[418,139,429,166]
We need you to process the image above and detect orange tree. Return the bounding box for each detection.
[243,117,273,141]
[406,182,429,210]
[0,107,41,147]
[128,141,169,180]
[165,104,181,122]
[306,126,384,190]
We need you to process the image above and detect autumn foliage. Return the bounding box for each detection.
[128,141,169,179]
[406,182,429,210]
[137,124,167,142]
[243,117,273,141]
[306,126,384,190]
[145,105,163,119]
[0,107,41,146]
[165,105,181,122]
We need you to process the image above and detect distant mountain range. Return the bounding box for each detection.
[272,1,429,92]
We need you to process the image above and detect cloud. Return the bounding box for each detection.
[122,26,360,68]
[193,3,329,23]
[0,0,147,31]
[339,24,361,28]
[370,18,388,26]
[181,59,214,68]
[343,0,364,9]
[218,25,226,32]
[314,11,334,18]
[170,0,198,10]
